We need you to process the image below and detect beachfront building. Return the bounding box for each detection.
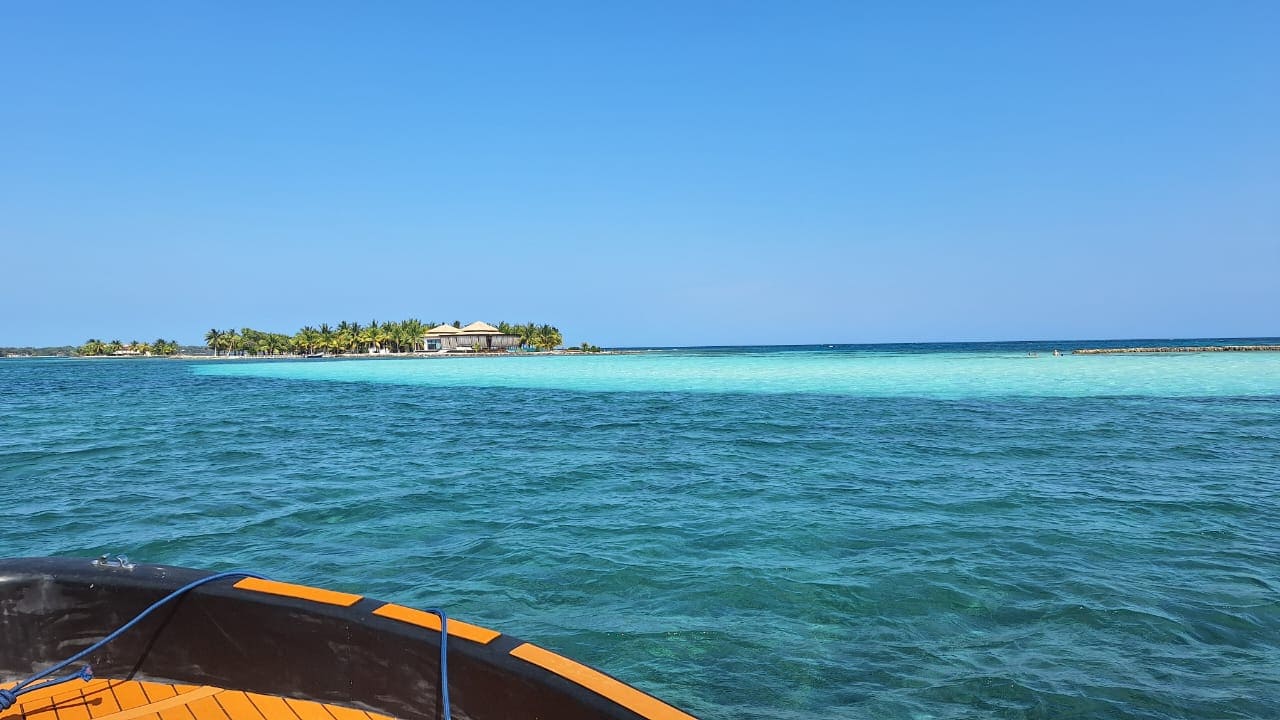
[423,322,521,352]
[423,324,460,351]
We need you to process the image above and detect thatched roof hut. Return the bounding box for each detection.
[422,321,520,352]
[460,321,501,335]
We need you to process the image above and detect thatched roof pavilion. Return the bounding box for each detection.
[422,321,520,352]
[460,321,501,334]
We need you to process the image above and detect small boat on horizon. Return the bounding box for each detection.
[0,557,696,720]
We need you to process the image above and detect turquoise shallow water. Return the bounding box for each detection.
[3,343,1279,719]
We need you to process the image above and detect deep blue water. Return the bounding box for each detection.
[2,343,1279,719]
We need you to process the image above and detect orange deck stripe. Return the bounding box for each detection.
[371,604,501,644]
[232,578,362,608]
[510,643,697,720]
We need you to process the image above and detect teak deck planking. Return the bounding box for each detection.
[1,680,395,720]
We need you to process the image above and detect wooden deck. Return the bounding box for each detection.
[1,680,396,720]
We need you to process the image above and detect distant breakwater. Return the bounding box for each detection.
[1074,345,1280,355]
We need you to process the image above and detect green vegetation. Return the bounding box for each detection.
[77,338,181,356]
[54,320,582,358]
[497,322,564,352]
[201,319,568,356]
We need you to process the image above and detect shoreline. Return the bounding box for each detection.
[70,349,628,360]
[1073,344,1280,355]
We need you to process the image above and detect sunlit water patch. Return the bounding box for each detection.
[192,349,1280,398]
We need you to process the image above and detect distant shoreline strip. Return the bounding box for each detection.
[1073,345,1280,355]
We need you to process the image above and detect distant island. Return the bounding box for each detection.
[61,319,602,358]
[75,339,183,357]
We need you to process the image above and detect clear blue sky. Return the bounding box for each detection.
[2,2,1276,347]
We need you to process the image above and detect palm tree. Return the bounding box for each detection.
[516,322,539,349]
[392,321,416,353]
[205,329,222,356]
[221,330,240,356]
[294,327,316,355]
[380,320,398,353]
[336,322,353,353]
[355,327,374,353]
[267,333,288,356]
[402,318,426,352]
[239,328,261,356]
[539,325,563,351]
[106,339,123,355]
[346,322,363,352]
[79,338,106,356]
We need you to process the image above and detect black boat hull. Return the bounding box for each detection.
[0,558,694,720]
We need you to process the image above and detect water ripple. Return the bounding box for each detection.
[1,356,1278,719]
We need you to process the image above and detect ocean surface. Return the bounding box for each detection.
[2,341,1279,720]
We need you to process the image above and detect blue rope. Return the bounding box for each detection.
[422,609,451,720]
[0,570,262,712]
